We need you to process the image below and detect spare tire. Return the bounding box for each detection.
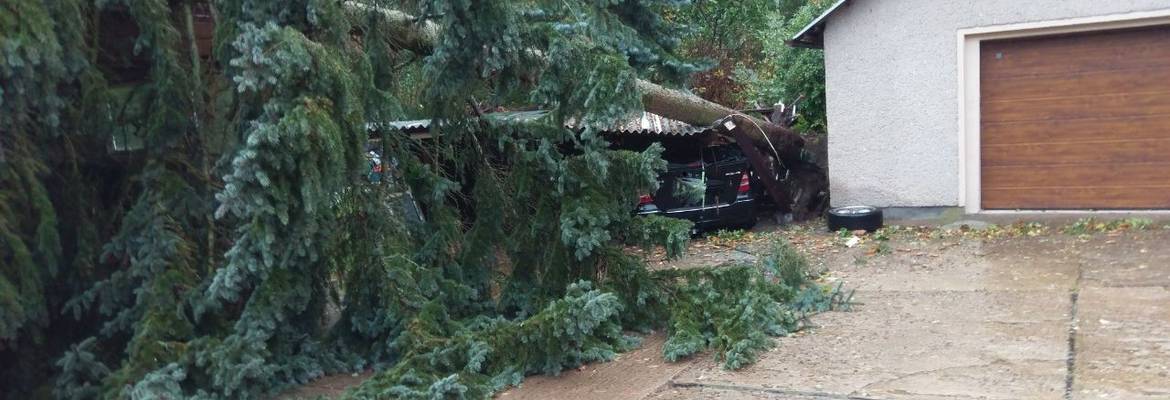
[827,206,883,232]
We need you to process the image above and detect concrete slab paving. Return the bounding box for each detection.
[1073,286,1170,399]
[814,238,1080,292]
[646,384,856,400]
[1075,232,1170,288]
[668,290,1069,400]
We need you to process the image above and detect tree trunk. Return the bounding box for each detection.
[634,80,804,161]
[344,2,441,55]
[634,79,731,128]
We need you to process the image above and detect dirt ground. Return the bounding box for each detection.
[283,218,1170,399]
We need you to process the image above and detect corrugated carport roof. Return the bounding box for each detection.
[369,110,714,137]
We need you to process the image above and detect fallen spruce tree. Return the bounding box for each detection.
[348,1,828,218]
[1,1,840,399]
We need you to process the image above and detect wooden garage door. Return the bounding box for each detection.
[981,25,1170,209]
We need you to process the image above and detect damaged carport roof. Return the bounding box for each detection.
[369,110,716,137]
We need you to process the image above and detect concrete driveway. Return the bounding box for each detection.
[500,226,1170,400]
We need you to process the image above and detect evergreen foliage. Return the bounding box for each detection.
[341,281,634,399]
[621,214,692,259]
[659,240,828,370]
[1,1,840,399]
[341,239,835,398]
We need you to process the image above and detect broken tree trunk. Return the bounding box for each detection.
[635,80,805,162]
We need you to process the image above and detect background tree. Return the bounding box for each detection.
[667,0,769,107]
[666,0,808,109]
[742,0,833,133]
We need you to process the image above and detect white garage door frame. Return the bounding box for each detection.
[957,9,1170,214]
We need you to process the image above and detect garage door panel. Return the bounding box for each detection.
[980,43,1170,77]
[982,187,1170,210]
[981,26,1170,73]
[982,67,1170,101]
[982,114,1170,145]
[983,163,1170,189]
[982,138,1170,166]
[982,91,1170,123]
[980,25,1170,210]
[982,26,1168,58]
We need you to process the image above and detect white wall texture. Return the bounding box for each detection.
[822,0,1170,208]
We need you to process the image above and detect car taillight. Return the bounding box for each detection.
[638,194,654,205]
[737,173,750,194]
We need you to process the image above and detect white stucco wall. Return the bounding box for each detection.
[822,0,1170,208]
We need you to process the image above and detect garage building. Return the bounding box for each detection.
[792,0,1170,213]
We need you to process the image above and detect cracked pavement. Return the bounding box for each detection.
[499,226,1170,400]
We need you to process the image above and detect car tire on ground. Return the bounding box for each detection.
[826,206,883,232]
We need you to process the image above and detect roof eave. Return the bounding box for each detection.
[785,37,824,49]
[789,0,851,49]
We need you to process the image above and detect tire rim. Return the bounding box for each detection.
[834,206,876,215]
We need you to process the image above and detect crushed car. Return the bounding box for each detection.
[631,143,762,232]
